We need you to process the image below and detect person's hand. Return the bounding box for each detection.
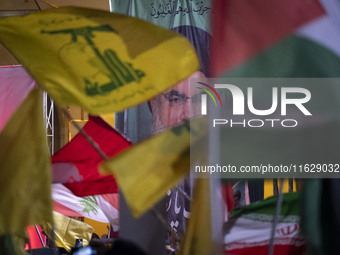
[168,229,180,252]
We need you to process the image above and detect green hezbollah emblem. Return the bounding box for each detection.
[41,25,145,96]
[171,119,190,136]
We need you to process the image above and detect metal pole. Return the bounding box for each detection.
[34,225,45,247]
[267,179,285,255]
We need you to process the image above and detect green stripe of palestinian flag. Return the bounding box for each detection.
[225,193,304,252]
[222,16,340,78]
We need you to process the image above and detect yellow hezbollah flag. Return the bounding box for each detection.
[100,121,191,217]
[100,118,207,217]
[42,212,94,252]
[0,89,52,235]
[179,178,215,255]
[0,7,199,115]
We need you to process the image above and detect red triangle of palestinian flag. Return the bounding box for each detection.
[52,116,131,197]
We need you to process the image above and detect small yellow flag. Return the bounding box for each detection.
[0,7,199,115]
[179,178,213,255]
[0,89,52,235]
[100,122,190,218]
[42,212,94,252]
[100,118,207,217]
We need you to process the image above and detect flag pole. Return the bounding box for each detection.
[34,225,45,247]
[175,186,192,202]
[267,178,285,255]
[151,208,180,243]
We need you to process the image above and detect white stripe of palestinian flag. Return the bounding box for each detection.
[52,184,119,231]
[319,0,340,28]
[296,15,340,56]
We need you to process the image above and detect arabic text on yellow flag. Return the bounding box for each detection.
[0,7,199,115]
[42,212,94,252]
[0,89,52,235]
[100,122,193,217]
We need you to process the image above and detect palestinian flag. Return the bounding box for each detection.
[211,0,340,78]
[225,192,304,255]
[210,3,340,253]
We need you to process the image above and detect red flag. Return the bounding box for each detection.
[52,116,131,196]
[222,183,235,213]
[25,225,45,250]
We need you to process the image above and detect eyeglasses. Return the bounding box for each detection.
[162,90,191,105]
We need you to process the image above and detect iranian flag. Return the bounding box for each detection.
[211,0,340,78]
[225,192,304,255]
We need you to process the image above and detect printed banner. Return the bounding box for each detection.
[110,0,211,32]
